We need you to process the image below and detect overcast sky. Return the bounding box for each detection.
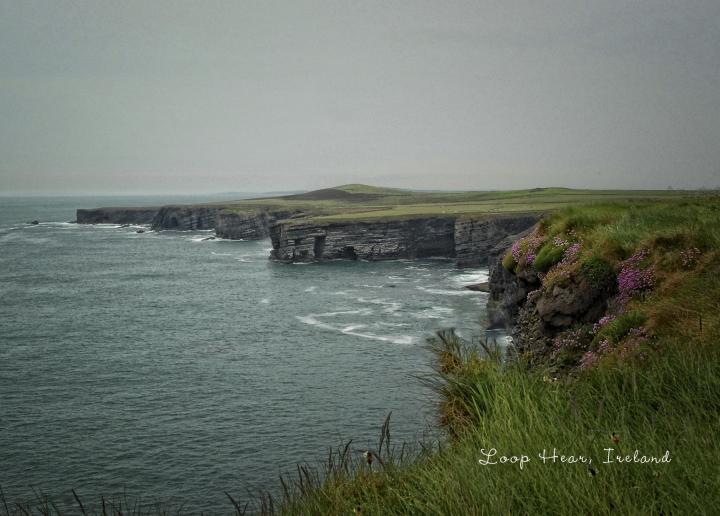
[1,1,718,195]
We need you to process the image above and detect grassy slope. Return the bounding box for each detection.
[220,185,696,223]
[273,197,720,515]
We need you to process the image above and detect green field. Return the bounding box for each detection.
[221,184,706,224]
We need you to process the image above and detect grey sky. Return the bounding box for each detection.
[1,1,718,195]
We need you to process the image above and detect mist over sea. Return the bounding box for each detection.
[0,196,492,512]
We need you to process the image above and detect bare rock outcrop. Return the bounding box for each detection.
[270,217,457,262]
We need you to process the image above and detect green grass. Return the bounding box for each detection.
[214,185,704,224]
[541,200,720,259]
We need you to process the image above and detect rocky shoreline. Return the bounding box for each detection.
[76,205,540,268]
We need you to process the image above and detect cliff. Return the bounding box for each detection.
[215,209,303,240]
[270,214,539,264]
[76,205,219,229]
[487,253,614,358]
[76,207,159,224]
[270,217,457,262]
[455,214,540,267]
[76,201,543,271]
[150,206,221,231]
[485,206,664,367]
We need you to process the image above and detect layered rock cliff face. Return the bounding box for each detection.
[215,209,301,239]
[76,207,159,225]
[270,217,457,262]
[269,213,540,264]
[215,210,271,239]
[150,206,221,231]
[455,214,539,267]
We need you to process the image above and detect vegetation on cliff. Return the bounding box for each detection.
[502,199,719,373]
[266,197,720,515]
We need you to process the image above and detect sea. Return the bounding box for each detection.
[0,195,497,513]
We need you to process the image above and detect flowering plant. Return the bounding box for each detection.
[592,315,616,334]
[511,233,545,266]
[617,249,654,304]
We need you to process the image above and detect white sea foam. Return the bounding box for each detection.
[341,328,414,345]
[260,298,270,304]
[412,306,455,319]
[295,308,412,344]
[452,270,490,286]
[377,321,411,328]
[357,297,402,313]
[304,286,317,292]
[39,221,75,227]
[189,235,220,243]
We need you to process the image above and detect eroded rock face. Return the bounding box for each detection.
[215,209,303,240]
[486,260,540,329]
[270,217,457,262]
[151,206,221,231]
[76,207,159,225]
[455,215,540,267]
[535,276,608,328]
[216,211,271,239]
[269,214,543,264]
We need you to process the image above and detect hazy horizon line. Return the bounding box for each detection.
[1,184,713,198]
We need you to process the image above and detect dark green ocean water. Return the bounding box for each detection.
[0,196,495,513]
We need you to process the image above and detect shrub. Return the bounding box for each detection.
[502,251,516,271]
[596,310,648,344]
[534,242,566,272]
[580,256,616,292]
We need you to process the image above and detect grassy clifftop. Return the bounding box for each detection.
[271,197,720,515]
[224,185,698,223]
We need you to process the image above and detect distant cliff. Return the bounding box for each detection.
[270,214,539,265]
[455,214,540,267]
[216,209,303,239]
[150,206,221,231]
[270,217,457,262]
[77,205,303,237]
[77,204,541,269]
[76,207,159,224]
